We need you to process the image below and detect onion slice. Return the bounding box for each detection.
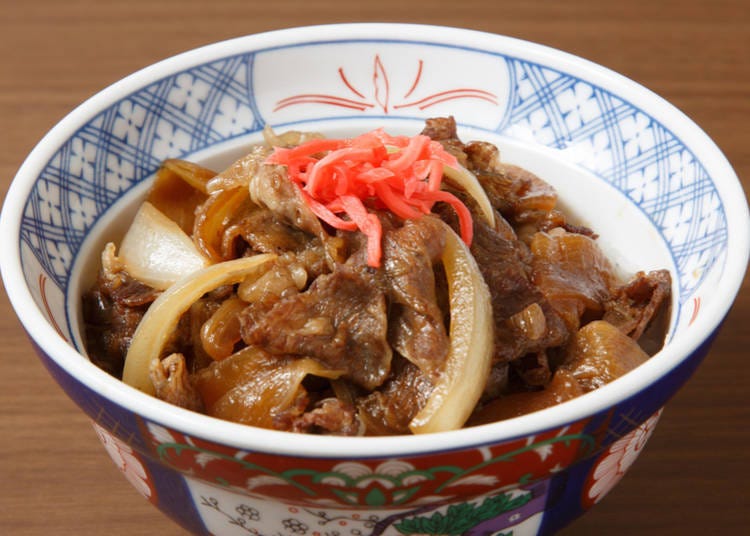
[119,202,210,290]
[122,254,276,395]
[409,223,493,434]
[443,164,496,228]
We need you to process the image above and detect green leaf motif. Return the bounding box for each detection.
[394,490,532,535]
[366,487,387,506]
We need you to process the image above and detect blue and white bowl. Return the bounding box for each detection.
[1,24,748,535]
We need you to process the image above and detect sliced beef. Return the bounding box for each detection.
[226,207,311,255]
[82,245,160,376]
[288,398,363,436]
[216,148,346,266]
[420,115,468,166]
[150,353,204,412]
[467,151,557,226]
[603,269,672,353]
[471,216,569,364]
[240,263,392,390]
[357,358,434,435]
[249,161,326,239]
[381,216,449,376]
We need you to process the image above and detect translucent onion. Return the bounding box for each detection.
[200,297,247,361]
[409,223,493,434]
[160,158,215,194]
[146,160,212,234]
[193,186,251,263]
[262,124,325,148]
[443,164,496,228]
[122,254,276,395]
[194,346,344,428]
[118,202,210,290]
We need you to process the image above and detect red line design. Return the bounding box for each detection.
[338,67,366,99]
[394,88,499,110]
[272,56,499,115]
[403,60,423,99]
[39,273,67,341]
[414,94,499,110]
[689,296,701,326]
[274,95,374,112]
[373,55,390,113]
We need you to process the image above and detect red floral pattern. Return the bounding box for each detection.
[143,420,594,508]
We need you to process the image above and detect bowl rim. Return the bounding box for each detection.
[1,22,748,459]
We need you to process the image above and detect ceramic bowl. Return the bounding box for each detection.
[1,24,748,535]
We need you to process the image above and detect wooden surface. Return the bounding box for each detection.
[1,1,748,534]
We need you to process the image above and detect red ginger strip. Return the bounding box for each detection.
[265,129,471,267]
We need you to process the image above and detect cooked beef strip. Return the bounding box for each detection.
[381,216,449,377]
[465,212,569,364]
[83,284,148,377]
[288,397,363,436]
[240,261,392,391]
[225,207,310,254]
[512,351,552,387]
[150,353,204,412]
[250,162,327,241]
[603,269,672,353]
[419,115,468,167]
[82,245,160,376]
[357,357,434,435]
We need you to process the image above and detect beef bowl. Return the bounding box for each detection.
[1,24,748,535]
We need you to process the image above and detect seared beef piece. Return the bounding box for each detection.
[357,357,434,435]
[603,269,672,353]
[227,208,331,283]
[512,351,552,387]
[240,263,392,390]
[83,289,143,377]
[82,263,159,377]
[465,141,557,224]
[106,278,160,307]
[462,140,597,241]
[150,353,204,412]
[226,207,310,255]
[250,162,326,239]
[471,216,538,320]
[420,116,468,167]
[382,217,449,376]
[288,398,363,436]
[471,216,569,364]
[220,151,346,266]
[481,362,510,402]
[433,182,568,369]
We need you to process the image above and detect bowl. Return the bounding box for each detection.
[1,23,748,535]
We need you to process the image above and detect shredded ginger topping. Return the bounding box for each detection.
[265,129,474,267]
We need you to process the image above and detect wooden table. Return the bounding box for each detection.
[1,1,748,534]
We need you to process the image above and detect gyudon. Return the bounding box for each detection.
[83,117,671,435]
